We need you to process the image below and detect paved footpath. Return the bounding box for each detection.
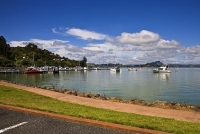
[0,80,200,125]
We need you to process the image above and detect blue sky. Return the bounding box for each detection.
[1,0,200,64]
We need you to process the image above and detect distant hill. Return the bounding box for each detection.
[0,36,87,68]
[124,61,200,68]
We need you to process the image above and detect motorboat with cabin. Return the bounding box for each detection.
[24,66,44,74]
[153,65,171,73]
[110,66,120,72]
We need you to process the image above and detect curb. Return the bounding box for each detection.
[0,104,169,134]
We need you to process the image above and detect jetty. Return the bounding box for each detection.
[0,69,21,74]
[0,67,22,74]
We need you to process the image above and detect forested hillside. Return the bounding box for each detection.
[0,36,87,68]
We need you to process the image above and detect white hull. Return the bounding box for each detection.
[153,69,171,73]
[128,68,137,71]
[153,64,171,73]
[110,67,120,72]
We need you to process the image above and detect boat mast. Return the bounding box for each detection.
[114,53,116,67]
[32,53,35,67]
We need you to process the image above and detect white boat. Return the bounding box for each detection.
[153,65,171,73]
[74,66,83,71]
[83,67,88,70]
[110,53,120,72]
[128,67,137,71]
[110,66,120,72]
[59,66,68,71]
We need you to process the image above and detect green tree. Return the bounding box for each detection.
[0,36,10,58]
[80,56,87,67]
[0,36,85,67]
[36,59,45,67]
[26,43,38,52]
[21,59,31,67]
[0,57,12,67]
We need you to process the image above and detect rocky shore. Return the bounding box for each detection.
[3,80,200,112]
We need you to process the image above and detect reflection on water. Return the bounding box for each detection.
[1,68,200,105]
[153,73,170,81]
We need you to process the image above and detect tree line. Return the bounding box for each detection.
[0,36,87,68]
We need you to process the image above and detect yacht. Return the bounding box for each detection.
[153,65,171,73]
[110,66,120,72]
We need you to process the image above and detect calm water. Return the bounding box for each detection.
[1,68,200,106]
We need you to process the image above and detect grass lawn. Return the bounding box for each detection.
[0,85,200,134]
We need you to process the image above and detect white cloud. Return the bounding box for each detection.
[52,28,57,34]
[9,29,200,64]
[66,28,107,40]
[156,39,180,49]
[52,27,68,36]
[136,39,180,51]
[10,39,69,54]
[10,39,68,47]
[65,45,83,52]
[105,36,115,43]
[83,42,115,53]
[185,45,200,54]
[147,50,178,59]
[179,55,195,61]
[173,45,200,63]
[116,30,160,45]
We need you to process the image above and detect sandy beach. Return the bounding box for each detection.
[0,80,200,123]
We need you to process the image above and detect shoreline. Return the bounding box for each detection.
[1,80,199,112]
[1,79,200,123]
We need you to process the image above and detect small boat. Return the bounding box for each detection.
[74,66,83,71]
[128,67,137,71]
[83,67,88,70]
[153,65,171,73]
[24,66,44,74]
[59,66,70,71]
[110,66,120,72]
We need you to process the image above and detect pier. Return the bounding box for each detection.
[0,70,21,74]
[0,67,22,74]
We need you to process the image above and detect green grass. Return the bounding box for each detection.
[0,85,200,134]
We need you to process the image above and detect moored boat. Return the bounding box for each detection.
[24,66,44,74]
[74,66,83,71]
[153,65,171,73]
[110,66,120,72]
[128,67,137,71]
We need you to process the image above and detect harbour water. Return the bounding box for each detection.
[0,68,200,106]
